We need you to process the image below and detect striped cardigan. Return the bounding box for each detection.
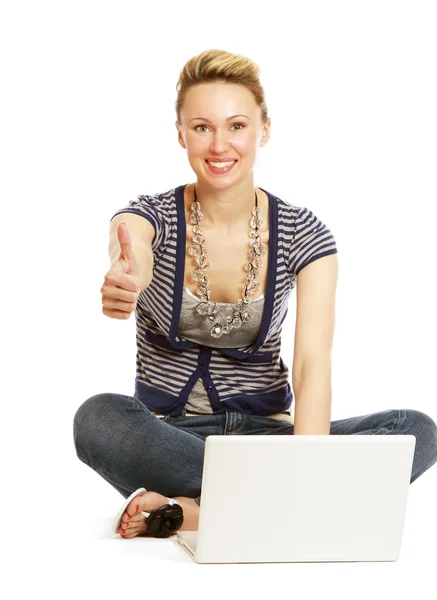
[110,184,338,417]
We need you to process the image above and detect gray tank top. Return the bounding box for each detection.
[178,286,265,413]
[179,286,265,348]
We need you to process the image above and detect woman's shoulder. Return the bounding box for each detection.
[263,187,301,213]
[111,187,180,240]
[120,187,180,224]
[135,186,178,209]
[264,189,303,230]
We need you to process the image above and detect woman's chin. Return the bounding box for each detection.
[193,167,253,189]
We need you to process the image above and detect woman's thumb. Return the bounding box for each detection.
[117,222,134,261]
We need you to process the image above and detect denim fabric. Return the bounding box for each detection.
[73,393,437,506]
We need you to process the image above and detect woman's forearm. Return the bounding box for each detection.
[292,363,332,435]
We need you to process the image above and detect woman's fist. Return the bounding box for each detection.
[101,222,141,320]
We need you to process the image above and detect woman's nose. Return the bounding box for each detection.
[210,130,230,153]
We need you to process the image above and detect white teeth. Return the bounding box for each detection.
[208,161,235,168]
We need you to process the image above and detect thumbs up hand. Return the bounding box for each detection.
[101,222,142,320]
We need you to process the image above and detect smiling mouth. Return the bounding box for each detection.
[205,160,238,174]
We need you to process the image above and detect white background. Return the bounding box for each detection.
[1,0,436,597]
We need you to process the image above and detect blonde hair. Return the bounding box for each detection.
[175,49,269,125]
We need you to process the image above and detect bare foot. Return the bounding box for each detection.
[119,491,200,539]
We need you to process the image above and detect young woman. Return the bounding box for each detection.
[73,49,437,539]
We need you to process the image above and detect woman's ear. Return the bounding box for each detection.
[176,121,187,149]
[260,118,271,147]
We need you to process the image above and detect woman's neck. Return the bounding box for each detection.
[191,179,259,233]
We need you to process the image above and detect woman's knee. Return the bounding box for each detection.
[406,409,437,435]
[73,392,129,459]
[406,409,437,464]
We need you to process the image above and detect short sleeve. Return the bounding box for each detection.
[288,206,338,276]
[110,194,170,258]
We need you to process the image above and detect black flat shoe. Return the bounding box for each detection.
[145,503,184,538]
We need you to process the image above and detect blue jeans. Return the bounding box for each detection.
[73,393,437,506]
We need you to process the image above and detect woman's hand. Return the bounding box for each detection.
[101,222,141,320]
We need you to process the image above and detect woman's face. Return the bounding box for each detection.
[176,82,270,188]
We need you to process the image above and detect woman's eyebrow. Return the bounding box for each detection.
[189,114,251,123]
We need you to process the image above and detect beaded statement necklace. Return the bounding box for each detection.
[187,185,267,338]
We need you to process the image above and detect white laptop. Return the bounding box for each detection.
[177,434,416,563]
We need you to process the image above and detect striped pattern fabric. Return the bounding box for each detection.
[110,184,338,417]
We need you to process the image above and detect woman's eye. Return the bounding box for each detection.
[194,123,245,132]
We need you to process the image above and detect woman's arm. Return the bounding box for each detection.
[291,253,338,435]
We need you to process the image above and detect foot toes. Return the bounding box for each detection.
[120,520,147,538]
[122,512,142,523]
